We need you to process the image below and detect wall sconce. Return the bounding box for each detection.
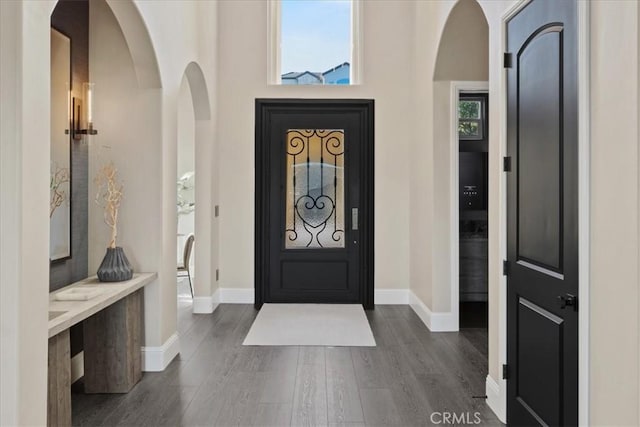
[71,82,98,140]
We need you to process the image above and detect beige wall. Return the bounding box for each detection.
[410,1,453,308]
[1,4,21,423]
[589,1,639,424]
[194,115,217,300]
[216,0,414,290]
[185,61,218,301]
[431,81,454,312]
[195,1,220,302]
[434,0,489,82]
[0,2,56,425]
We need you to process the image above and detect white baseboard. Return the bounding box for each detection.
[375,289,409,304]
[430,311,458,331]
[486,375,507,423]
[212,288,456,315]
[219,288,254,304]
[212,287,458,334]
[215,288,410,305]
[408,290,458,332]
[142,333,180,372]
[192,288,220,313]
[71,352,84,383]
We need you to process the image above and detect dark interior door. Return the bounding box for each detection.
[255,99,374,308]
[506,0,578,425]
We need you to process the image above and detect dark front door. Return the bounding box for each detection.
[506,0,578,425]
[255,99,374,309]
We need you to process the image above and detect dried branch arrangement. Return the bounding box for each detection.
[94,161,124,248]
[50,165,70,218]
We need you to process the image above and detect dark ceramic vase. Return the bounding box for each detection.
[97,247,133,282]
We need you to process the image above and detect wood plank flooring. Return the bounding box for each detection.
[72,303,502,426]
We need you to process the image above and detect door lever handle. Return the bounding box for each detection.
[557,294,578,311]
[352,208,358,230]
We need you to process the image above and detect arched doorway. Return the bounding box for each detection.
[432,0,489,331]
[177,62,214,314]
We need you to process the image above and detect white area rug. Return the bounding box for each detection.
[243,303,376,347]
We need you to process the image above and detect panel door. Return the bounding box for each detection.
[506,0,578,425]
[255,100,374,308]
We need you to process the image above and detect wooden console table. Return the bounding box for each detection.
[47,273,156,427]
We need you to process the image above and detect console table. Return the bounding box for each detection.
[47,273,156,427]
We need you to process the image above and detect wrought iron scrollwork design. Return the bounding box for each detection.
[285,129,345,248]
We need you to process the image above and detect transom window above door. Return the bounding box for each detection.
[268,0,362,85]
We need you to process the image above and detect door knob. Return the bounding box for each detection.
[557,294,578,311]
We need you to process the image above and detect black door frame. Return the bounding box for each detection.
[254,99,375,310]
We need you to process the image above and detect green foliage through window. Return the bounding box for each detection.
[459,100,480,119]
[458,99,483,139]
[459,121,480,137]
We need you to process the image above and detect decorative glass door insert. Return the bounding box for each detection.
[285,129,345,249]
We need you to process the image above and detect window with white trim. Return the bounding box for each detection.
[268,0,361,85]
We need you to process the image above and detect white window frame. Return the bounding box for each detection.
[267,0,362,85]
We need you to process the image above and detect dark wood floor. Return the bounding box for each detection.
[72,303,501,426]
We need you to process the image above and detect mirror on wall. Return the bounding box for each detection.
[50,28,72,262]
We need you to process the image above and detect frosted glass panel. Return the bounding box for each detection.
[285,129,345,249]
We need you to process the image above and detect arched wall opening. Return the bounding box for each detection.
[430,0,489,329]
[177,61,216,313]
[433,0,489,82]
[87,0,169,353]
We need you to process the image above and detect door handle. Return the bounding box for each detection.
[352,208,358,230]
[557,294,578,311]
